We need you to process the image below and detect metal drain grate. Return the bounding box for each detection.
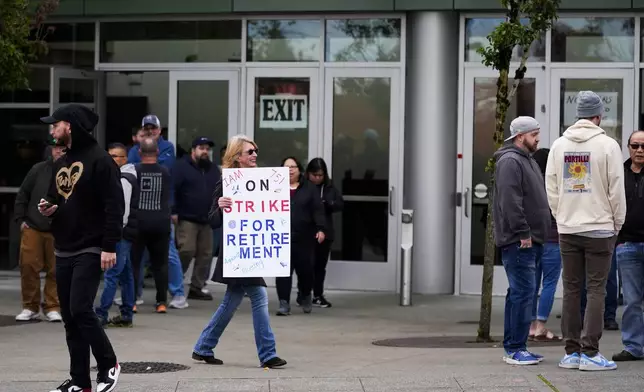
[92,362,190,374]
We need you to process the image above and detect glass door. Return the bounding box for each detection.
[549,69,635,156]
[322,68,402,292]
[458,67,546,295]
[245,68,319,167]
[168,70,240,160]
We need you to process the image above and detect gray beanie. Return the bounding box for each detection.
[576,91,604,119]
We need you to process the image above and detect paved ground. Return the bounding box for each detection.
[0,272,642,391]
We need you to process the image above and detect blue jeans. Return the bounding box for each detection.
[581,250,618,322]
[193,285,277,364]
[96,240,135,321]
[532,242,562,322]
[616,242,644,358]
[501,242,542,353]
[136,224,185,298]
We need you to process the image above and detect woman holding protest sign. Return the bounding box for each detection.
[275,156,326,316]
[191,135,287,369]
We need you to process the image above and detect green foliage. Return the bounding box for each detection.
[0,0,59,92]
[475,0,560,342]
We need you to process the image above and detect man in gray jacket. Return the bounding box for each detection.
[493,116,551,366]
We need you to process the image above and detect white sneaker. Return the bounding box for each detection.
[113,298,122,306]
[201,287,210,294]
[46,311,63,322]
[15,309,39,321]
[169,295,189,309]
[136,298,144,305]
[579,353,617,371]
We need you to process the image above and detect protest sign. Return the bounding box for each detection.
[221,167,291,278]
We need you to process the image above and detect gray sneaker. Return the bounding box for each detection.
[301,295,312,314]
[169,295,189,309]
[276,300,291,316]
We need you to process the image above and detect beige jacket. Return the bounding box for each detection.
[545,120,626,234]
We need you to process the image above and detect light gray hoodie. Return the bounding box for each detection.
[545,119,626,234]
[120,163,137,227]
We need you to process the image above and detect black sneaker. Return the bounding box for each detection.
[192,352,224,365]
[313,296,332,308]
[188,288,213,301]
[96,362,120,392]
[107,315,133,328]
[49,379,90,392]
[261,357,287,368]
[604,319,619,331]
[612,350,643,361]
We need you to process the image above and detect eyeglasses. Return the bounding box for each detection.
[245,148,259,156]
[630,144,644,150]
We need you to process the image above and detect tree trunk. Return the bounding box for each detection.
[476,68,510,342]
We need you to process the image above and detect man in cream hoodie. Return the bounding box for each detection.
[545,91,626,371]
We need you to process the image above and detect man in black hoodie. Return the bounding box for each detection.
[38,104,123,392]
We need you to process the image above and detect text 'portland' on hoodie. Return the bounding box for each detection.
[42,104,125,255]
[545,119,626,235]
[492,144,551,248]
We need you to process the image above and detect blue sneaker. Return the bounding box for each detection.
[503,350,540,365]
[559,352,581,369]
[528,351,544,362]
[579,353,617,371]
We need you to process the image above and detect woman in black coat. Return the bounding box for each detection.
[191,135,286,369]
[305,158,343,307]
[275,156,326,316]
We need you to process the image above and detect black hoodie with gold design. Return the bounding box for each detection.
[41,104,124,254]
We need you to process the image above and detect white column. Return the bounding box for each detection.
[405,11,459,294]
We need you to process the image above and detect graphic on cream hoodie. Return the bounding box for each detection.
[545,119,626,234]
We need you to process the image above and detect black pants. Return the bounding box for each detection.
[131,230,170,305]
[313,240,332,298]
[56,253,117,388]
[276,240,314,303]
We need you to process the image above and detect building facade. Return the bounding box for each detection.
[1,0,642,296]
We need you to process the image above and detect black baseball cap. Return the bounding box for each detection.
[192,136,214,148]
[40,103,98,132]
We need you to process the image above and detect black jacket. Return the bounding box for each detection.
[492,144,551,247]
[210,180,266,287]
[618,159,644,243]
[290,179,326,244]
[14,158,56,232]
[173,156,221,225]
[46,111,124,253]
[315,182,343,241]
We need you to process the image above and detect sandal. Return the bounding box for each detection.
[534,329,563,342]
[528,334,535,341]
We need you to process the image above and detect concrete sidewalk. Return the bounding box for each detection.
[0,274,642,391]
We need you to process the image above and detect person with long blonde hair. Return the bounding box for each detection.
[191,135,287,369]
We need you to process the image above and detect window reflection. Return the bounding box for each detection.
[465,18,545,62]
[552,18,635,62]
[0,67,50,103]
[471,78,536,266]
[325,19,401,62]
[331,77,390,262]
[176,80,229,160]
[100,21,242,63]
[247,20,321,62]
[31,23,95,68]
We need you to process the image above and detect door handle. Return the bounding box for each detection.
[389,186,394,216]
[464,187,470,218]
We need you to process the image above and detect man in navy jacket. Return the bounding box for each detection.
[173,137,221,300]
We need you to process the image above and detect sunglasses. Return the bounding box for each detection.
[245,148,259,156]
[630,144,644,150]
